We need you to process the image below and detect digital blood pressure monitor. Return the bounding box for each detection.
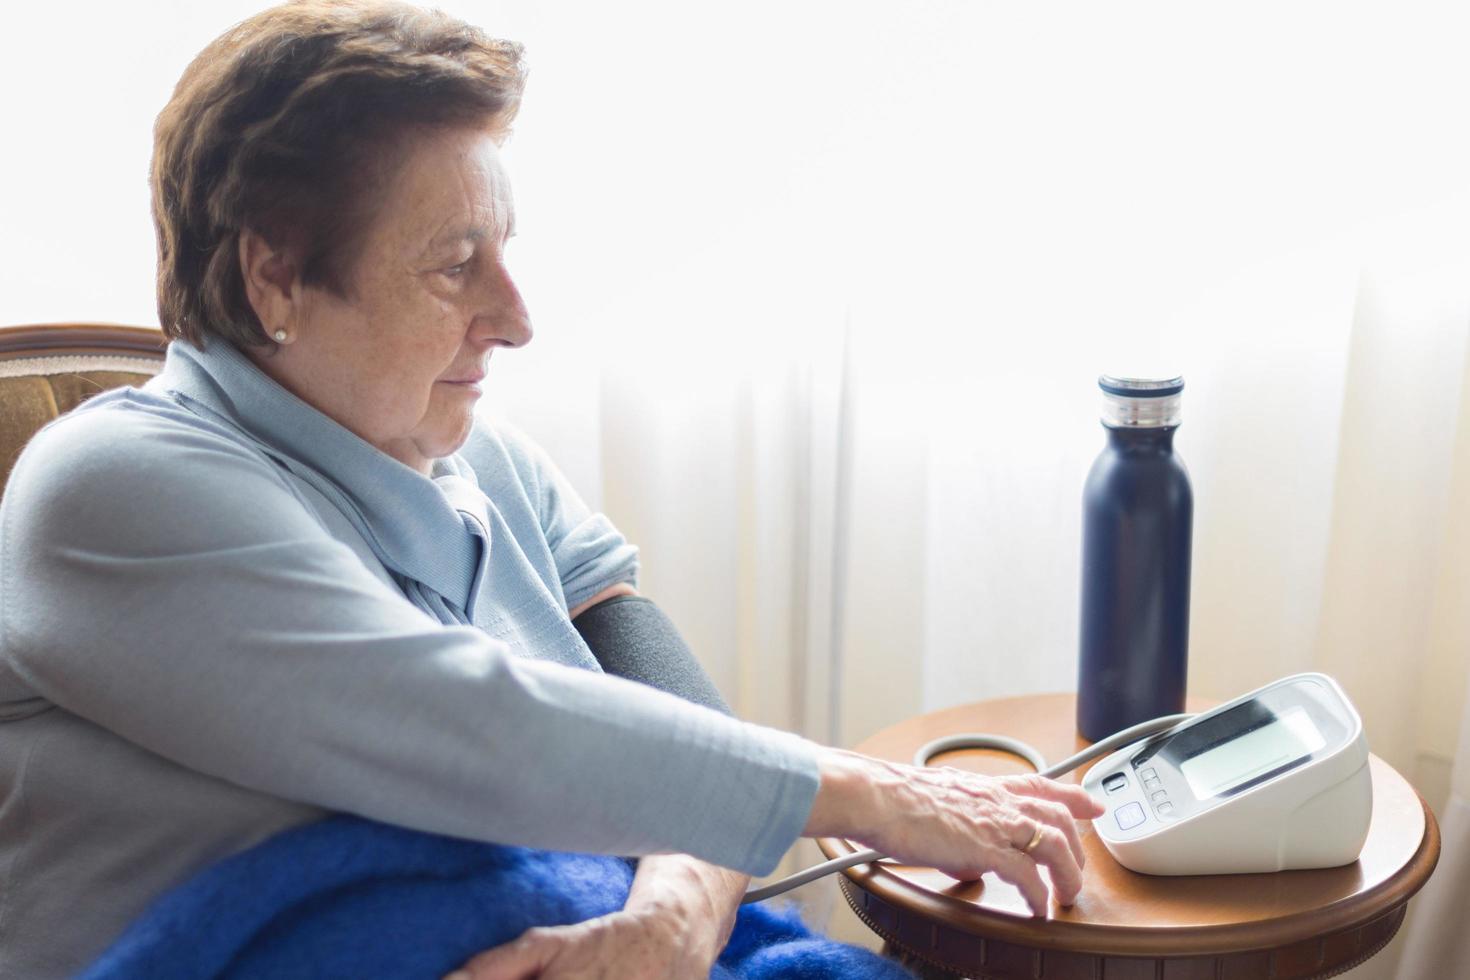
[1081,672,1371,875]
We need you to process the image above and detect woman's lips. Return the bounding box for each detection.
[440,372,485,395]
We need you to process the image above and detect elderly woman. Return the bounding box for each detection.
[0,2,1101,977]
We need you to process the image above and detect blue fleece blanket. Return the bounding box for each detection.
[82,816,914,979]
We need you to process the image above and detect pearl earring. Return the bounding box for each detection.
[273,329,288,342]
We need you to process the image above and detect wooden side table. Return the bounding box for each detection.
[817,693,1441,980]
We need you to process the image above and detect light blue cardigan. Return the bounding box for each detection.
[0,337,819,979]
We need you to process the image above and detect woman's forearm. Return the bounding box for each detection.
[802,747,896,840]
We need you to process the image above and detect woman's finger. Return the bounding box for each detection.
[990,847,1051,917]
[448,927,558,980]
[1016,797,1086,869]
[999,774,1104,818]
[1029,828,1087,905]
[1019,821,1084,906]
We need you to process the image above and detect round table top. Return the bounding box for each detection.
[816,692,1441,959]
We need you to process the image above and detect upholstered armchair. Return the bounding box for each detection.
[0,324,167,490]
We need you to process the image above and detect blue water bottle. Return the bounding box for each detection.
[1077,375,1193,741]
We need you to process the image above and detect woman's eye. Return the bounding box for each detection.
[442,262,469,277]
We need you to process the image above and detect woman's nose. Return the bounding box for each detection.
[471,260,533,349]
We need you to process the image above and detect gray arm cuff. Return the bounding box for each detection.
[573,595,733,716]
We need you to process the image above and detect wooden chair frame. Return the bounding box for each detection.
[0,323,167,363]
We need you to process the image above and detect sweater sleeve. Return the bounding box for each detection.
[484,421,639,612]
[0,402,817,876]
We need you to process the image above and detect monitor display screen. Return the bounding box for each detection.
[1179,705,1327,799]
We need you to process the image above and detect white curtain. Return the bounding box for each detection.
[1399,672,1470,976]
[1395,290,1470,976]
[5,1,1470,975]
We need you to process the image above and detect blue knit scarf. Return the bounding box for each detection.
[80,816,914,980]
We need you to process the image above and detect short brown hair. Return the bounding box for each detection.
[150,0,526,349]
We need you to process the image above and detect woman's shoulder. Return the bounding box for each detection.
[18,386,274,475]
[4,386,294,528]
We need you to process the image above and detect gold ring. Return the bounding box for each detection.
[1020,823,1044,855]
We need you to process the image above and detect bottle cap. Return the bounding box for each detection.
[1099,375,1184,427]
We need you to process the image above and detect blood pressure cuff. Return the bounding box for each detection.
[572,595,733,716]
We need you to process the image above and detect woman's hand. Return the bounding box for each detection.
[444,853,747,979]
[443,906,710,980]
[803,748,1106,917]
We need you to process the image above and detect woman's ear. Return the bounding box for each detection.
[238,228,301,342]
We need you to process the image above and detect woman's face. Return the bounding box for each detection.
[245,127,531,474]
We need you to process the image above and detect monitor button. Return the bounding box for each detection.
[1115,802,1146,831]
[1103,773,1128,794]
[1157,802,1175,817]
[1140,767,1158,780]
[1150,789,1168,803]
